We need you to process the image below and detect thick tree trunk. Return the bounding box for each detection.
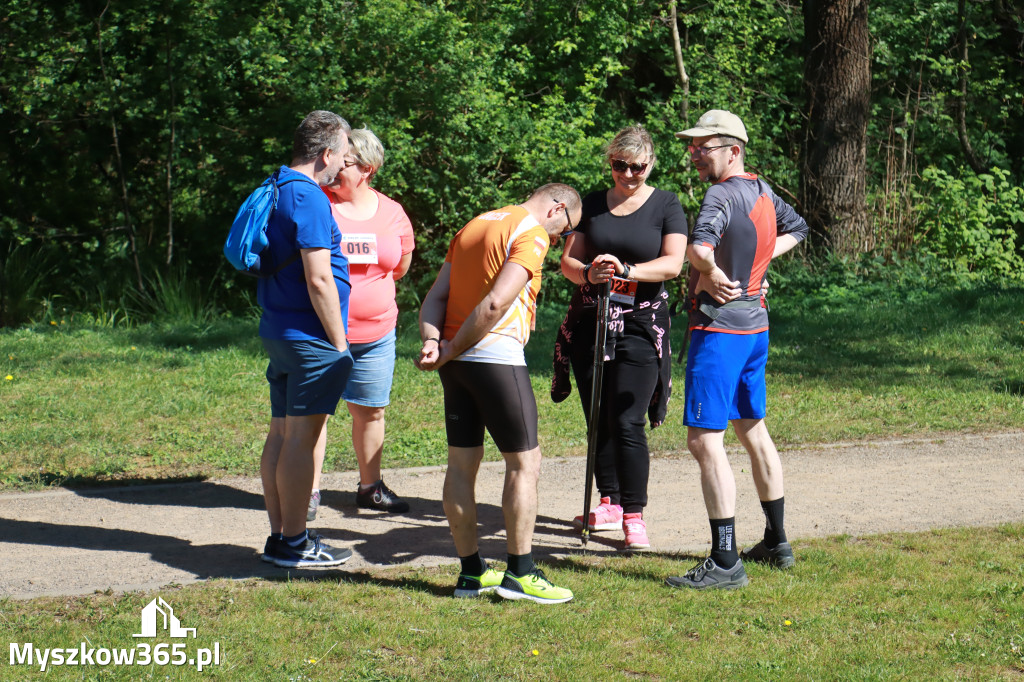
[801,0,872,256]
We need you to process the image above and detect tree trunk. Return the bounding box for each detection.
[166,34,177,266]
[801,0,872,256]
[954,0,987,175]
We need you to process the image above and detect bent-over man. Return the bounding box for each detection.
[418,183,581,604]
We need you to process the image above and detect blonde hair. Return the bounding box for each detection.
[348,128,386,182]
[605,124,656,166]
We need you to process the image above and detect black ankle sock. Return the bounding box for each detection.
[283,530,308,547]
[760,497,787,547]
[459,552,488,577]
[709,517,738,568]
[506,553,536,577]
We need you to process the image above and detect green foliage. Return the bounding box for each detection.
[916,166,1024,281]
[0,0,1021,324]
[0,243,58,326]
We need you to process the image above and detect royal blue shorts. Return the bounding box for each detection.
[263,337,353,418]
[684,329,769,430]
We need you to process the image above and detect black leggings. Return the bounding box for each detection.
[570,320,659,513]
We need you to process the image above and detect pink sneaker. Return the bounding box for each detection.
[622,512,651,550]
[573,497,623,531]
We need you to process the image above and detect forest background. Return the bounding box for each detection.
[0,0,1022,327]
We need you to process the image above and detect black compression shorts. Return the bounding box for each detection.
[438,361,539,453]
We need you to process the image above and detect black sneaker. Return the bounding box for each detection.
[272,533,352,568]
[665,557,749,590]
[356,479,410,513]
[740,540,795,569]
[261,535,280,563]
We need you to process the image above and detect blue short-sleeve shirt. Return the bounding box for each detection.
[258,166,351,341]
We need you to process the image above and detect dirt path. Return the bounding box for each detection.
[2,431,1022,600]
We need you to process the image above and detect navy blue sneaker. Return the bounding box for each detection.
[272,533,352,568]
[261,535,280,563]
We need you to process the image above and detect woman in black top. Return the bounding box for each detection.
[553,125,687,550]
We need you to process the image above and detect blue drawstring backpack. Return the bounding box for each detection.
[223,169,314,277]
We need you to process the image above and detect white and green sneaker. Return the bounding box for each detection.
[496,569,574,604]
[454,567,504,598]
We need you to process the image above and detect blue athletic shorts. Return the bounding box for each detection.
[684,329,769,430]
[263,337,353,418]
[342,328,396,408]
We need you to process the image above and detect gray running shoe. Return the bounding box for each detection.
[306,489,321,522]
[740,540,795,569]
[665,557,749,590]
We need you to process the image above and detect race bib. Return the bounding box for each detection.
[340,233,378,264]
[609,276,637,305]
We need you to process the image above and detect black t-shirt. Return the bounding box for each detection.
[576,187,688,307]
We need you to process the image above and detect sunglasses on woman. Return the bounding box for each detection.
[610,159,649,174]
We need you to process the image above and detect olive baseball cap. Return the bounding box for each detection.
[674,109,748,143]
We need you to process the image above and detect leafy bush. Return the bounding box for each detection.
[915,166,1024,281]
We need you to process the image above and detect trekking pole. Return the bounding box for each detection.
[581,280,611,546]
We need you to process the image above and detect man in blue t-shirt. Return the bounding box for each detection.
[258,110,356,568]
[666,110,808,591]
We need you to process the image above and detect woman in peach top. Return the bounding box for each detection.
[308,128,415,518]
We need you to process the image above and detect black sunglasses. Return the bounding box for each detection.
[553,198,574,237]
[610,159,649,174]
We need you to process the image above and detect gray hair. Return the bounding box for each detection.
[348,128,386,183]
[292,110,351,163]
[605,125,656,165]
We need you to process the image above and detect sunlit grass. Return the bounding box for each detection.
[1,524,1021,680]
[1,282,1022,488]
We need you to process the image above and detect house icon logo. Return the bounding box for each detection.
[132,597,196,639]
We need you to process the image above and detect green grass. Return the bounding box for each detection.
[1,524,1021,679]
[2,281,1022,488]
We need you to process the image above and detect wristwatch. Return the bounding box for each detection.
[621,263,632,279]
[582,263,593,284]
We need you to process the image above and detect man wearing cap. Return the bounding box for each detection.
[666,110,809,590]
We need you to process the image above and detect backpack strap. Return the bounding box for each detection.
[263,169,321,277]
